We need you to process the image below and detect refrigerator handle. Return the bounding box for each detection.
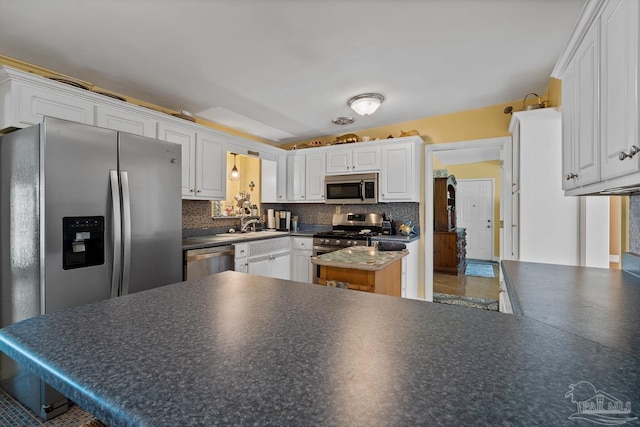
[120,170,132,295]
[109,170,122,298]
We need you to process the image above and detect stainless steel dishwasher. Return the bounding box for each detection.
[183,245,235,280]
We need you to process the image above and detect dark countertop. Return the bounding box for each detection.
[182,230,290,250]
[1,271,638,426]
[501,260,640,357]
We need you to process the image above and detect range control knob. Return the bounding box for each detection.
[352,241,359,246]
[335,240,341,246]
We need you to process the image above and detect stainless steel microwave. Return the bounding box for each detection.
[325,173,378,204]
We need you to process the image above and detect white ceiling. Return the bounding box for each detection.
[0,0,585,145]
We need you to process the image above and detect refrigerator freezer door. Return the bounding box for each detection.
[118,133,182,294]
[43,118,117,314]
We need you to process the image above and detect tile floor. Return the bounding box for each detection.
[0,386,101,427]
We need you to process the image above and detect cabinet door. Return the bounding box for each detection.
[600,0,639,180]
[157,122,197,197]
[574,20,600,187]
[562,64,578,190]
[17,83,94,127]
[247,255,271,277]
[270,252,291,280]
[380,143,416,202]
[287,154,306,201]
[293,250,312,283]
[196,133,226,199]
[326,149,351,174]
[352,146,380,172]
[305,152,325,201]
[96,105,156,137]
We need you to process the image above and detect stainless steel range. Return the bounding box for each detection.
[312,213,384,282]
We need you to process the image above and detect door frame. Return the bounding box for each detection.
[423,136,512,302]
[456,178,496,262]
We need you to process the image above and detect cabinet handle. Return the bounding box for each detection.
[618,145,640,161]
[196,190,201,193]
[565,173,577,180]
[190,189,195,192]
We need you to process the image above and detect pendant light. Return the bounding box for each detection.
[228,153,240,181]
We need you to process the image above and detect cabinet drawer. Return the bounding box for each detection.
[292,237,313,250]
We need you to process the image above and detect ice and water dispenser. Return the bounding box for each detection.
[62,216,105,269]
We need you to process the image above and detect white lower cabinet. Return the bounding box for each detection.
[243,237,291,280]
[498,280,513,314]
[400,240,419,299]
[291,237,313,283]
[234,243,248,273]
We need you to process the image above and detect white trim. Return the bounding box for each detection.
[609,254,620,263]
[424,136,511,302]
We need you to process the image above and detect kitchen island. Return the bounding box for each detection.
[0,270,638,426]
[310,246,406,296]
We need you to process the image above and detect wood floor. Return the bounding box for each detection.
[433,262,500,300]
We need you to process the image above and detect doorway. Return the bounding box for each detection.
[423,136,512,302]
[457,179,494,261]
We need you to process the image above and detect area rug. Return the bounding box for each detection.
[433,292,499,311]
[464,262,495,278]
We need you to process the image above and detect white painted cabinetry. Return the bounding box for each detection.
[291,237,313,283]
[234,243,248,273]
[157,123,226,200]
[246,237,291,280]
[261,152,287,203]
[305,152,325,201]
[379,141,420,202]
[401,240,419,299]
[553,0,640,195]
[325,145,380,174]
[96,104,156,137]
[287,153,306,201]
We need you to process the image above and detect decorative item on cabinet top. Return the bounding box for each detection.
[504,93,548,115]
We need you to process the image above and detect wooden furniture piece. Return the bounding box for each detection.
[433,175,466,275]
[434,229,467,275]
[434,176,457,232]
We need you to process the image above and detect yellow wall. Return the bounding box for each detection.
[224,153,261,215]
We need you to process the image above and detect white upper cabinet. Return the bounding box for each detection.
[553,0,640,195]
[157,122,198,198]
[599,0,640,180]
[96,104,156,138]
[195,132,226,199]
[379,141,420,202]
[563,19,600,189]
[287,153,306,201]
[305,152,325,201]
[0,71,95,130]
[325,145,380,174]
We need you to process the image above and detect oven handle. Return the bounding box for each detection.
[360,180,365,201]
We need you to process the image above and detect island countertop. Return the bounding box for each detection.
[0,271,638,426]
[310,246,407,271]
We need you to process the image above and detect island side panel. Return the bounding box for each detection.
[318,259,402,297]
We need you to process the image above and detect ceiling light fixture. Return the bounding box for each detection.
[347,93,385,116]
[228,153,240,181]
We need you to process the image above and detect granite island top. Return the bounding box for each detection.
[1,271,638,426]
[310,246,407,271]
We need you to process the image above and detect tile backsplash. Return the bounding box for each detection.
[182,200,419,232]
[630,194,640,253]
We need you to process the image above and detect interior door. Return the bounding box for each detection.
[457,179,493,261]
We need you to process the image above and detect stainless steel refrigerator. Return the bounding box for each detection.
[0,117,182,419]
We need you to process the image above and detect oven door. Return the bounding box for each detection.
[312,245,340,284]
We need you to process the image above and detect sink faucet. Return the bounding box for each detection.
[240,217,260,232]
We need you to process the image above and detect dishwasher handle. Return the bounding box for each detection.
[186,247,234,263]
